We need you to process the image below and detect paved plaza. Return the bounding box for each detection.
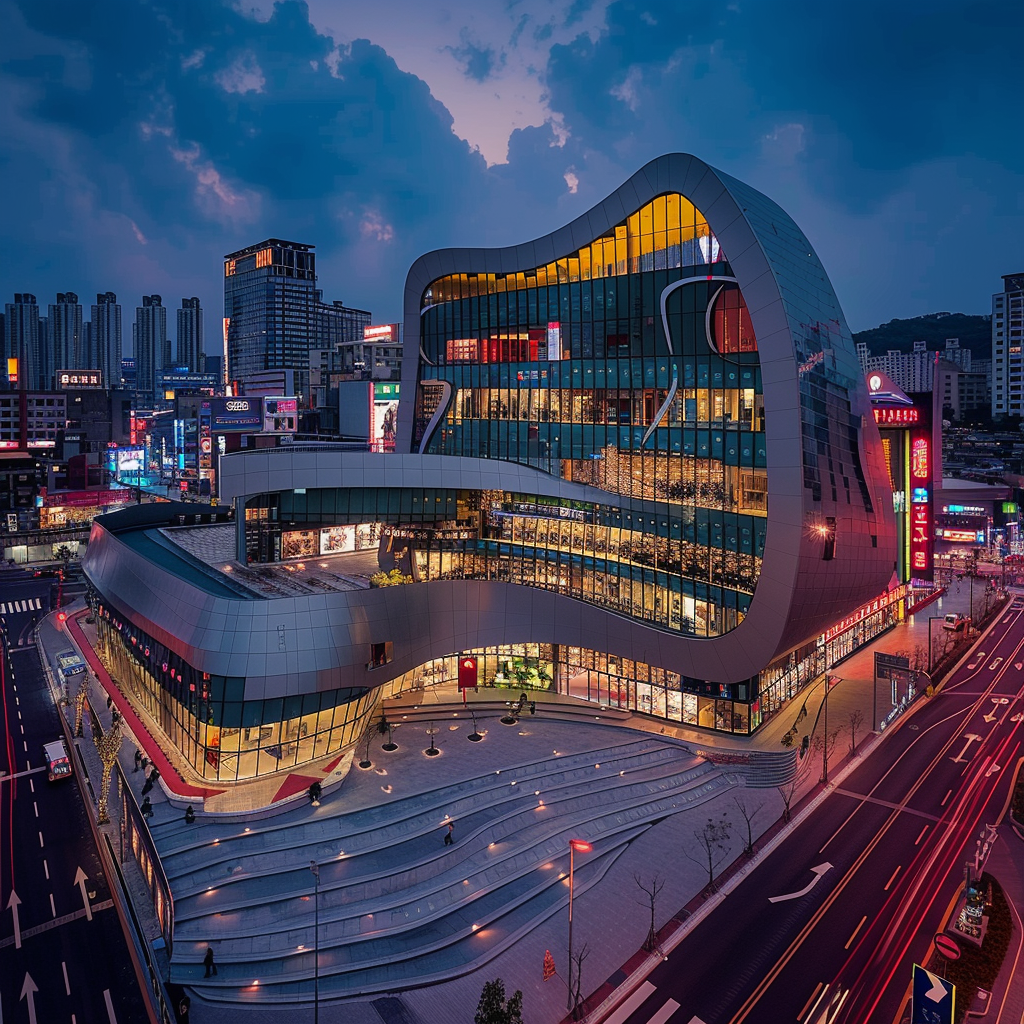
[38,576,1020,1024]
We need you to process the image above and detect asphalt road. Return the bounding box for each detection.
[0,598,150,1024]
[617,598,1024,1024]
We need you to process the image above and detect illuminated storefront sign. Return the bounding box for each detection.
[57,369,103,389]
[942,504,986,514]
[822,585,907,643]
[873,407,919,425]
[939,529,986,544]
[911,437,929,480]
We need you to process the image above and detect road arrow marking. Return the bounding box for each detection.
[986,763,1001,778]
[769,863,833,903]
[925,973,948,1002]
[1012,713,1024,722]
[1016,663,1023,670]
[20,974,37,1024]
[74,867,92,922]
[952,734,981,763]
[7,890,21,948]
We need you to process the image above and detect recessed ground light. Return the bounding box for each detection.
[535,791,540,796]
[595,764,600,768]
[472,924,479,931]
[244,827,250,832]
[297,944,305,950]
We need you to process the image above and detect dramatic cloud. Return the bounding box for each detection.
[1,0,1022,342]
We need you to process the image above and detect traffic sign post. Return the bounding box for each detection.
[912,964,955,1024]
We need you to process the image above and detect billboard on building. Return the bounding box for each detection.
[115,447,146,476]
[263,397,298,434]
[205,397,263,431]
[57,369,103,389]
[370,383,400,452]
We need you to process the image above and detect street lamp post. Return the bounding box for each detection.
[309,860,320,1024]
[821,677,838,786]
[567,838,592,1015]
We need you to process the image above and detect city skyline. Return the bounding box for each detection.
[2,1,1023,338]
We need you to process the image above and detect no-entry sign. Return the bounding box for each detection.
[934,933,961,960]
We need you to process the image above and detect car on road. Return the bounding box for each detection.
[43,739,73,781]
[943,613,968,631]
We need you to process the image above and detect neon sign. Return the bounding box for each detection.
[911,437,929,480]
[873,407,919,425]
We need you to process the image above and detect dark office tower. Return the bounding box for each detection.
[133,294,169,403]
[91,292,122,387]
[177,297,204,373]
[224,239,319,398]
[4,293,41,389]
[48,292,84,386]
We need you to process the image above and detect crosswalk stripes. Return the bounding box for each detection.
[0,597,43,615]
[604,982,658,1024]
[646,1000,681,1024]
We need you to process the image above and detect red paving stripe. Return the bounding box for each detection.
[271,773,322,803]
[67,610,223,800]
[321,754,343,774]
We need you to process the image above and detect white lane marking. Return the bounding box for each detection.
[49,893,55,918]
[21,741,26,752]
[769,863,833,903]
[38,832,44,848]
[43,860,48,880]
[604,982,658,1024]
[915,825,929,845]
[102,989,118,1023]
[646,999,681,1024]
[62,960,70,995]
[27,779,32,794]
[33,803,37,818]
[884,865,902,891]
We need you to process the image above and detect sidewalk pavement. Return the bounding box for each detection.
[39,576,1024,1024]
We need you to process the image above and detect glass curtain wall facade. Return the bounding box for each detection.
[92,600,375,781]
[410,193,765,637]
[224,239,318,399]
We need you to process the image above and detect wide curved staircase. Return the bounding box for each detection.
[162,736,737,1003]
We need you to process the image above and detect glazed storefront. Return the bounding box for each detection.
[385,585,909,736]
[92,600,377,782]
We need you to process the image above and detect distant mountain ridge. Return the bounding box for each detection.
[852,312,992,361]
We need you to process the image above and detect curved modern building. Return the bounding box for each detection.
[83,154,897,783]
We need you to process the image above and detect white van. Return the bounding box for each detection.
[43,740,73,781]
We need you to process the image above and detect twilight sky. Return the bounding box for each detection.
[2,0,1022,354]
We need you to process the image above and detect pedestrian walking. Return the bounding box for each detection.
[184,805,195,824]
[444,821,455,846]
[203,946,217,977]
[140,756,149,773]
[308,781,322,805]
[140,796,153,819]
[106,694,113,710]
[133,750,142,773]
[142,767,160,796]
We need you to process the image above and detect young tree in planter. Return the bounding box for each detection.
[568,942,591,1020]
[732,795,761,857]
[778,778,798,823]
[376,711,397,751]
[633,872,664,952]
[474,978,524,1024]
[847,708,865,754]
[685,816,732,894]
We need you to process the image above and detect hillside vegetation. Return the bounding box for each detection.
[853,312,991,360]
